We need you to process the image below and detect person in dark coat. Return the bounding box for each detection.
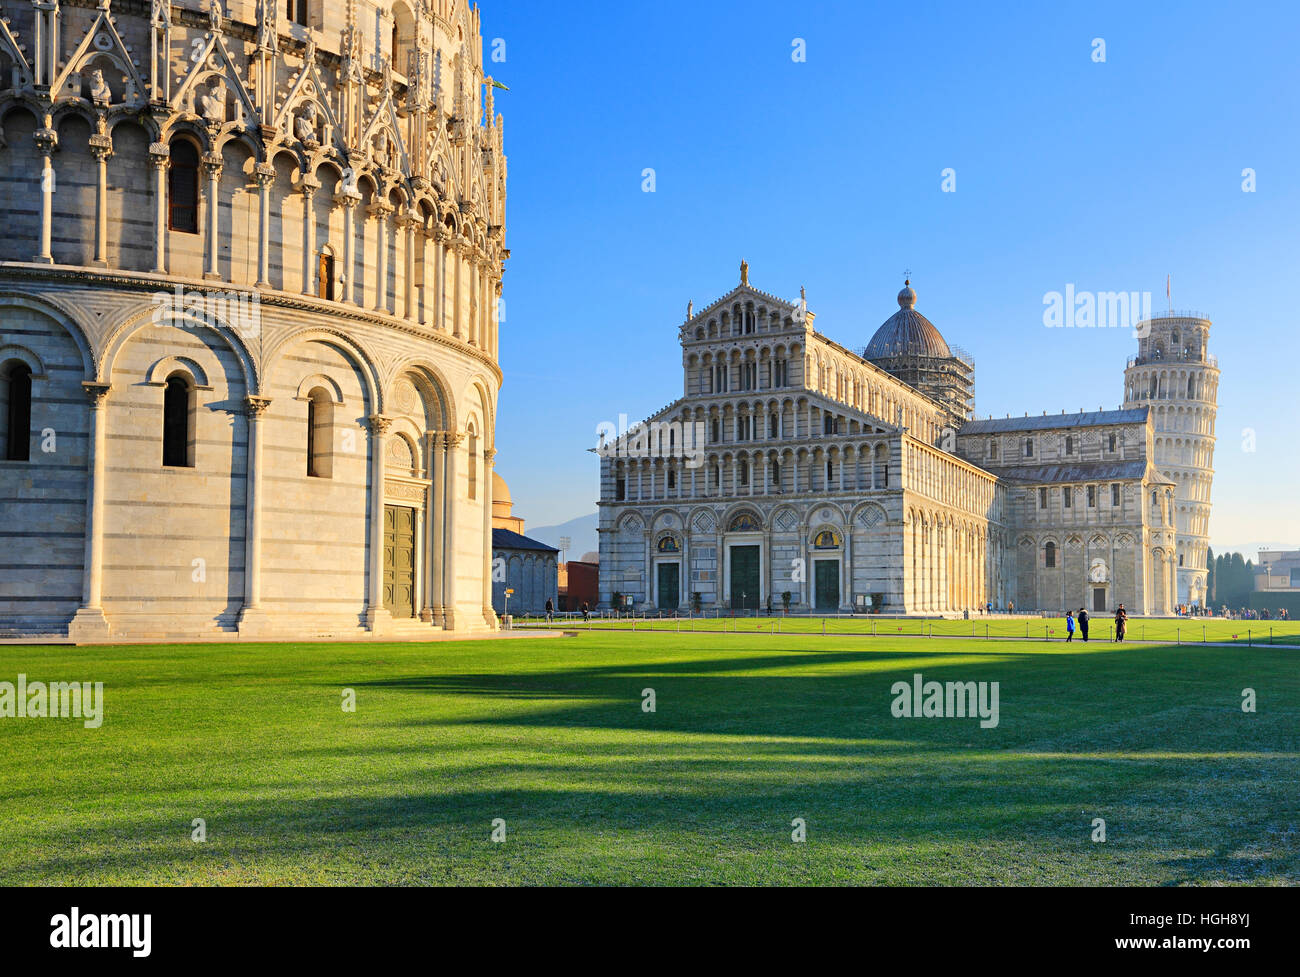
[1114,604,1127,642]
[545,598,554,623]
[1077,607,1090,642]
[581,601,590,622]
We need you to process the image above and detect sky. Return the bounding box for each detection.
[483,0,1300,553]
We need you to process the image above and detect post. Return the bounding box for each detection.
[68,382,113,640]
[364,415,393,632]
[255,163,275,287]
[150,144,170,274]
[237,396,273,634]
[90,134,113,267]
[203,153,223,280]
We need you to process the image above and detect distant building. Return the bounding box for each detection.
[1255,551,1300,593]
[561,561,600,611]
[491,474,559,615]
[598,268,1212,615]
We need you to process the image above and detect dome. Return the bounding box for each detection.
[864,281,953,360]
[492,472,511,505]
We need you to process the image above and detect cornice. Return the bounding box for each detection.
[0,262,503,385]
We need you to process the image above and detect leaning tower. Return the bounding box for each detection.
[1123,312,1220,607]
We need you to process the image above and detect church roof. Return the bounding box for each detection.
[492,529,559,552]
[960,407,1149,434]
[994,461,1165,484]
[864,282,954,360]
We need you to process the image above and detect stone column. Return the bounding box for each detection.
[441,432,464,629]
[255,163,276,287]
[237,395,273,634]
[482,447,497,627]
[68,382,113,641]
[364,415,393,633]
[300,176,320,296]
[202,153,223,280]
[33,123,57,263]
[335,188,361,303]
[370,203,393,313]
[424,431,445,625]
[452,240,465,339]
[89,132,113,267]
[433,227,448,331]
[400,214,417,319]
[149,143,170,274]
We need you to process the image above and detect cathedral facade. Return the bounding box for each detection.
[0,1,507,640]
[597,268,1216,616]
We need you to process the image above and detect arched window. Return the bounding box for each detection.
[391,2,417,76]
[1,361,32,462]
[168,140,200,234]
[162,374,194,468]
[306,388,333,478]
[1044,541,1057,569]
[728,512,760,532]
[318,249,336,301]
[1065,435,1074,455]
[814,530,840,550]
[657,536,679,553]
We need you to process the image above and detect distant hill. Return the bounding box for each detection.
[527,512,599,562]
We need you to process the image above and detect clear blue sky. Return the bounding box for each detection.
[485,0,1300,552]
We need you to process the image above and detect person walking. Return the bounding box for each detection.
[1077,607,1090,642]
[1114,603,1127,642]
[581,601,589,623]
[1065,610,1075,642]
[545,597,554,624]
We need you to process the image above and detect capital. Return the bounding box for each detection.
[82,381,112,407]
[368,414,394,436]
[245,395,273,419]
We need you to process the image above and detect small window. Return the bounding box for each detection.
[1108,433,1117,452]
[823,415,835,435]
[769,414,777,438]
[1065,435,1074,456]
[1025,438,1034,457]
[1063,487,1072,508]
[1045,541,1057,569]
[989,440,998,460]
[168,140,200,234]
[2,361,33,462]
[1111,484,1120,507]
[667,470,676,490]
[615,478,625,501]
[306,388,333,478]
[1039,487,1048,509]
[162,375,195,468]
[711,419,720,443]
[1087,485,1097,508]
[286,0,309,28]
[739,460,749,486]
[318,251,336,301]
[826,460,835,483]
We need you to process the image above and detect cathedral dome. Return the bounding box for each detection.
[864,282,953,360]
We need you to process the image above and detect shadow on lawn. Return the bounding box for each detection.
[345,643,1297,755]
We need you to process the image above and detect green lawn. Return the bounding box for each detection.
[521,615,1300,646]
[0,633,1296,885]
